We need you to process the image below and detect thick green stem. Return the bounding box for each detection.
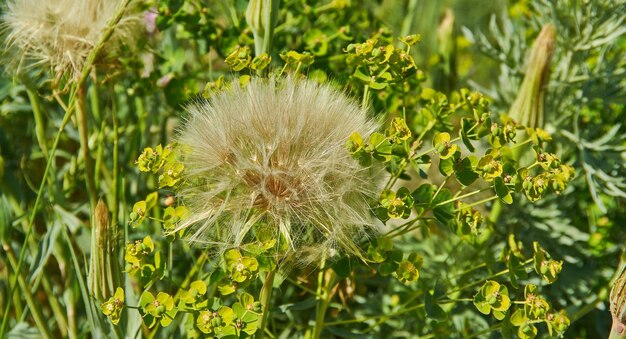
[248,0,280,56]
[257,270,276,339]
[400,0,419,38]
[313,268,336,339]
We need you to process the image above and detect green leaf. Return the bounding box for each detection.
[432,189,455,224]
[494,176,513,204]
[412,184,434,205]
[510,309,526,326]
[460,118,476,152]
[439,157,454,176]
[454,156,479,186]
[28,219,62,282]
[331,257,352,278]
[277,297,317,312]
[425,289,447,321]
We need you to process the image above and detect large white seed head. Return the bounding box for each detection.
[1,0,142,79]
[175,76,382,264]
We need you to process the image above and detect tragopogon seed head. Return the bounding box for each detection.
[174,76,382,264]
[1,0,142,80]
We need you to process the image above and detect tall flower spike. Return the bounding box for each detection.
[1,0,142,80]
[174,76,382,264]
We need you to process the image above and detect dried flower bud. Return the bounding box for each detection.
[508,24,556,129]
[610,255,626,338]
[88,199,121,302]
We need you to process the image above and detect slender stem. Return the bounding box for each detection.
[454,195,498,211]
[469,323,502,338]
[313,268,336,339]
[284,277,320,296]
[257,270,276,339]
[511,137,533,150]
[432,176,451,202]
[40,278,70,338]
[325,303,425,326]
[27,89,58,199]
[76,85,97,209]
[112,101,120,227]
[27,89,49,158]
[362,85,369,109]
[436,187,491,206]
[446,259,534,295]
[2,242,53,339]
[448,263,487,279]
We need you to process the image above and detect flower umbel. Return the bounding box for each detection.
[174,76,381,263]
[1,0,142,80]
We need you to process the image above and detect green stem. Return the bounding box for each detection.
[112,102,120,227]
[446,259,534,295]
[284,277,320,296]
[454,195,498,211]
[76,85,97,209]
[257,270,276,339]
[26,89,57,198]
[263,0,279,56]
[511,137,533,150]
[362,84,369,108]
[469,323,502,338]
[400,0,419,38]
[27,89,49,158]
[40,278,70,338]
[325,303,425,326]
[251,0,280,56]
[436,187,491,206]
[448,263,487,279]
[2,242,53,339]
[313,268,336,339]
